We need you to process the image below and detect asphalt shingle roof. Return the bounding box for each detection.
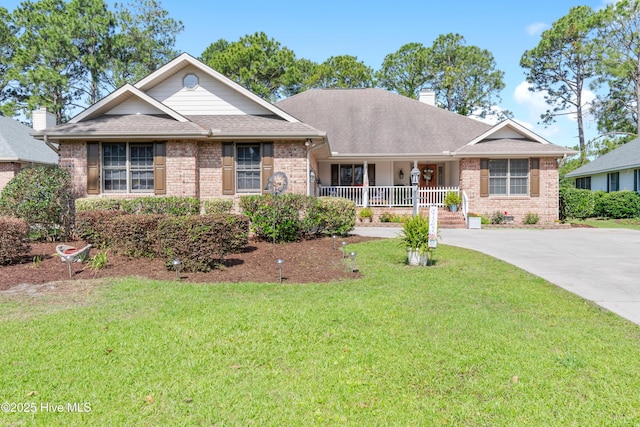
[0,115,58,164]
[276,88,492,155]
[566,137,640,177]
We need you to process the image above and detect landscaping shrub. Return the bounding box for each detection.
[240,194,304,242]
[157,214,249,272]
[308,197,356,236]
[0,216,30,265]
[75,196,200,215]
[107,214,165,258]
[599,190,640,219]
[593,190,607,218]
[491,211,505,224]
[202,198,234,214]
[0,165,74,240]
[74,210,126,247]
[559,187,595,220]
[524,212,540,225]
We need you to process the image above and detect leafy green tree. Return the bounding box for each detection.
[591,0,640,141]
[377,42,429,99]
[201,32,297,101]
[425,33,505,117]
[109,0,183,88]
[520,6,599,163]
[67,0,115,106]
[305,55,374,89]
[0,7,18,116]
[281,58,318,97]
[11,0,81,123]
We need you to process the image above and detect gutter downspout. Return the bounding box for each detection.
[43,135,59,154]
[306,138,327,196]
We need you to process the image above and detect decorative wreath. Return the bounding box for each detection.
[422,167,434,181]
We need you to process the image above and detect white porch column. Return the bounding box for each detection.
[362,160,369,208]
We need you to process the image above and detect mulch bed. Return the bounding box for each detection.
[0,235,377,290]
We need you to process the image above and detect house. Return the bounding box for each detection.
[32,53,575,224]
[565,137,640,193]
[0,112,58,192]
[277,88,576,223]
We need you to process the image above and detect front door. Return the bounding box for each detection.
[418,163,437,188]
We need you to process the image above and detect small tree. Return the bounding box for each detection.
[0,165,74,240]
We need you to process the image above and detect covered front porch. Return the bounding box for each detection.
[318,185,462,209]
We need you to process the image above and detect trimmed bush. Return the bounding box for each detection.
[75,196,200,215]
[306,197,356,236]
[560,187,595,220]
[74,210,126,247]
[0,165,74,240]
[107,214,165,258]
[157,214,249,272]
[600,191,640,219]
[0,217,30,265]
[202,198,234,214]
[239,195,356,242]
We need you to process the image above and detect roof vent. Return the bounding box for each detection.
[418,89,436,106]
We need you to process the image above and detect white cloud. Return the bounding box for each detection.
[526,22,549,36]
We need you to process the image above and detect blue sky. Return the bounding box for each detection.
[4,0,615,148]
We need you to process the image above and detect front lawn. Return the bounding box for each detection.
[1,239,640,426]
[571,217,640,231]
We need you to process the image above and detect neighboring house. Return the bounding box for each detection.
[565,137,640,193]
[277,88,576,223]
[32,53,575,224]
[0,112,58,192]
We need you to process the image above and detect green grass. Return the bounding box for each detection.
[2,239,640,426]
[570,217,640,230]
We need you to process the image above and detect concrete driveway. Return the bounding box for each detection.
[354,226,640,326]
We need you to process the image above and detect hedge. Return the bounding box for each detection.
[0,217,30,265]
[157,214,249,272]
[560,188,640,220]
[75,196,200,215]
[239,195,355,242]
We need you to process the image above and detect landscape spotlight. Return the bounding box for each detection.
[276,258,285,283]
[171,259,182,280]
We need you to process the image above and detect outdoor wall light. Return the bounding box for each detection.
[349,251,358,272]
[341,241,348,258]
[399,169,404,180]
[276,258,285,283]
[171,259,182,280]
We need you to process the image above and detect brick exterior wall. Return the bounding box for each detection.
[0,162,22,191]
[166,140,198,197]
[60,139,310,199]
[460,157,560,224]
[59,142,87,196]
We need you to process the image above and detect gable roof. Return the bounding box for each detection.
[0,115,57,164]
[33,53,324,141]
[276,88,574,158]
[566,137,640,177]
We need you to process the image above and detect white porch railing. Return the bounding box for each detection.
[318,186,460,208]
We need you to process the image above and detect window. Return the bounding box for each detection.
[608,172,619,192]
[330,164,375,186]
[102,143,155,193]
[575,177,591,190]
[488,159,529,196]
[236,144,262,192]
[183,73,198,90]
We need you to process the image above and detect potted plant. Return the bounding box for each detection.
[399,214,430,266]
[358,207,373,222]
[467,212,482,229]
[443,191,462,212]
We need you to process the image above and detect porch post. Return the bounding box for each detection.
[363,160,369,208]
[410,161,420,217]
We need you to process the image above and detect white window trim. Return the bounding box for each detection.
[102,142,154,194]
[489,159,530,196]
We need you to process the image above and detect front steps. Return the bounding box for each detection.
[429,208,467,229]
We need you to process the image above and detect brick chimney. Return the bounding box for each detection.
[32,107,57,130]
[418,89,436,106]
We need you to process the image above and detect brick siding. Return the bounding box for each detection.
[460,157,560,224]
